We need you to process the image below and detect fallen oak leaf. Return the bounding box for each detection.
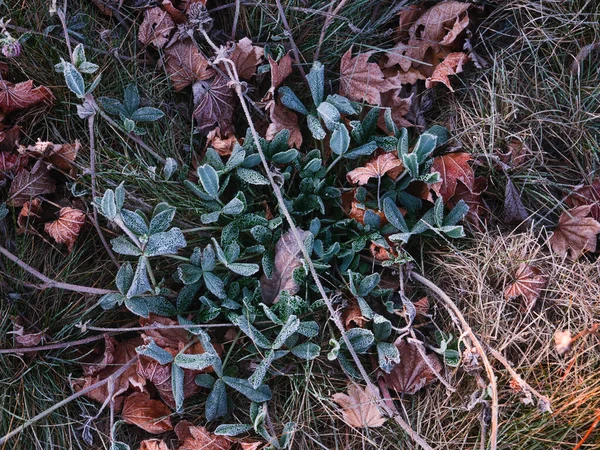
[425,52,469,91]
[504,263,547,309]
[8,159,56,207]
[549,205,600,259]
[431,152,474,203]
[175,420,232,450]
[139,7,175,49]
[0,80,53,114]
[165,40,214,91]
[331,384,386,428]
[260,229,311,303]
[229,37,263,80]
[122,391,173,434]
[347,152,403,186]
[44,207,86,252]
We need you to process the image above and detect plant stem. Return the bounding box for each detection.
[0,334,107,354]
[181,226,223,233]
[325,154,343,175]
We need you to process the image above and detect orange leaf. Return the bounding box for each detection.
[342,299,367,329]
[346,153,403,185]
[0,80,53,114]
[139,439,170,450]
[165,41,214,91]
[504,263,547,309]
[17,198,42,231]
[381,340,442,394]
[122,392,173,434]
[331,384,386,428]
[339,48,397,105]
[549,205,600,259]
[206,127,238,156]
[175,420,232,450]
[266,101,302,149]
[138,7,175,49]
[425,52,469,91]
[229,37,263,80]
[44,207,86,252]
[431,152,474,203]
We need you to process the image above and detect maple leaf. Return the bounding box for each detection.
[206,127,238,156]
[192,74,235,134]
[122,391,173,434]
[263,52,293,102]
[504,263,547,309]
[139,440,170,450]
[8,159,57,207]
[377,89,413,131]
[339,48,397,105]
[381,340,442,394]
[347,152,403,186]
[0,151,28,180]
[0,80,54,114]
[138,7,175,49]
[408,1,471,44]
[382,65,427,86]
[266,101,302,149]
[331,384,386,428]
[431,152,474,203]
[565,181,600,221]
[549,205,600,259]
[396,4,424,41]
[19,139,80,173]
[260,229,310,303]
[165,41,214,91]
[175,420,232,450]
[229,37,264,80]
[17,198,42,231]
[44,207,86,252]
[425,52,469,91]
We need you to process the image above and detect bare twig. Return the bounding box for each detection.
[0,334,107,354]
[0,245,115,296]
[314,0,348,61]
[274,0,307,82]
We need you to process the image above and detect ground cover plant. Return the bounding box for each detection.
[1,0,600,449]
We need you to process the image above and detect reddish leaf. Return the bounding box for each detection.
[447,178,487,230]
[206,127,238,156]
[0,80,53,114]
[339,48,397,105]
[139,440,170,450]
[377,89,413,131]
[331,384,386,428]
[347,153,404,185]
[0,151,28,180]
[381,340,442,394]
[8,159,56,207]
[263,52,293,102]
[10,317,43,347]
[17,198,42,231]
[425,52,469,91]
[342,299,367,328]
[0,126,21,151]
[19,139,79,172]
[122,391,173,434]
[165,41,214,91]
[408,1,471,44]
[549,205,600,259]
[266,101,302,149]
[504,263,547,309]
[431,152,474,203]
[44,207,86,252]
[192,74,235,134]
[341,189,386,225]
[229,37,263,80]
[565,181,600,221]
[138,7,175,49]
[175,420,232,450]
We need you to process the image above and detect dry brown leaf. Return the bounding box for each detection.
[565,181,600,221]
[206,127,238,156]
[549,205,600,259]
[175,420,232,450]
[17,198,42,231]
[339,48,397,105]
[382,340,442,394]
[408,1,471,44]
[431,152,474,203]
[19,139,79,172]
[0,151,28,180]
[229,37,264,80]
[8,159,56,207]
[10,317,44,347]
[555,330,573,355]
[0,126,21,152]
[397,4,425,41]
[347,153,403,186]
[382,66,427,86]
[139,7,175,49]
[44,207,86,252]
[342,299,367,328]
[504,263,547,309]
[139,440,170,450]
[165,41,214,91]
[425,52,469,91]
[447,178,487,230]
[377,89,413,131]
[331,384,386,428]
[413,296,430,318]
[122,391,173,434]
[340,189,386,225]
[369,241,396,262]
[266,101,302,149]
[193,74,235,134]
[260,229,310,303]
[263,53,293,102]
[503,178,528,224]
[91,0,116,16]
[0,80,53,114]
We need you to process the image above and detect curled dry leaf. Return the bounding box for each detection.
[504,177,528,224]
[207,127,238,156]
[347,152,403,186]
[139,440,170,450]
[17,198,42,231]
[263,52,293,102]
[229,37,264,80]
[549,205,600,259]
[504,263,547,309]
[19,139,79,172]
[165,40,214,91]
[44,207,86,252]
[260,229,310,303]
[342,299,367,328]
[554,330,573,355]
[425,52,469,91]
[122,391,173,434]
[175,420,232,450]
[369,241,396,262]
[339,48,398,105]
[382,340,442,395]
[0,125,21,151]
[266,101,302,149]
[331,384,386,428]
[0,80,54,114]
[431,152,474,203]
[408,1,471,44]
[10,317,43,347]
[377,89,413,131]
[447,177,487,230]
[0,151,28,181]
[139,7,175,49]
[565,181,600,221]
[8,159,56,207]
[192,74,235,134]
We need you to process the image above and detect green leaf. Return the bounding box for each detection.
[197,164,220,199]
[136,337,174,364]
[195,373,216,389]
[172,363,185,412]
[0,202,8,220]
[307,61,325,106]
[224,145,246,171]
[343,141,378,159]
[272,315,300,349]
[131,107,164,122]
[144,228,186,256]
[115,261,134,295]
[215,424,253,437]
[383,198,409,233]
[121,210,149,235]
[177,264,203,285]
[326,94,358,115]
[330,123,350,156]
[402,152,419,178]
[358,273,380,297]
[222,196,245,216]
[101,189,117,221]
[123,84,140,116]
[344,328,374,354]
[201,244,216,272]
[307,114,326,140]
[414,133,437,164]
[78,61,99,74]
[125,296,176,318]
[98,97,125,116]
[377,341,400,373]
[227,262,260,276]
[279,86,308,115]
[201,211,221,224]
[316,101,341,131]
[271,149,299,164]
[110,442,130,450]
[204,271,226,299]
[222,376,272,402]
[163,157,178,180]
[444,200,469,226]
[248,350,275,389]
[291,342,320,360]
[72,43,86,67]
[175,352,220,371]
[372,314,392,340]
[63,62,85,97]
[206,379,228,421]
[297,321,319,338]
[126,256,151,298]
[111,236,142,256]
[237,168,269,185]
[98,292,124,310]
[149,204,176,234]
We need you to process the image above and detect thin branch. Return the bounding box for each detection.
[0,334,107,354]
[0,245,115,296]
[314,0,348,61]
[0,356,138,445]
[274,0,307,82]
